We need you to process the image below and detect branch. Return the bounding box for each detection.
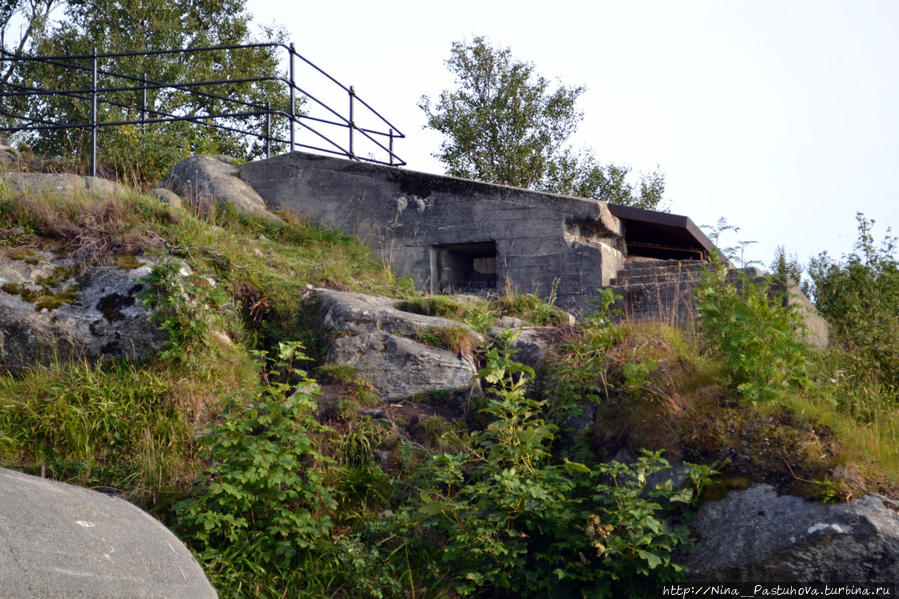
[1,0,56,84]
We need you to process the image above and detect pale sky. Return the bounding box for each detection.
[245,0,898,270]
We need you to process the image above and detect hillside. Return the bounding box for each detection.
[0,166,897,597]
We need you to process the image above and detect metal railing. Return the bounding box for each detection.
[0,42,406,175]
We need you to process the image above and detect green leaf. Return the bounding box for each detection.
[636,549,663,570]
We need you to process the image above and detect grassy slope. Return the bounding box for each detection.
[0,182,412,509]
[0,179,897,595]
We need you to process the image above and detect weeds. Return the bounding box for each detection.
[174,342,337,596]
[0,359,196,503]
[395,290,568,334]
[415,325,479,356]
[696,261,815,403]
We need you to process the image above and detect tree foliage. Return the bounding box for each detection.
[2,0,287,184]
[769,245,803,284]
[808,213,899,394]
[0,0,56,76]
[420,36,665,209]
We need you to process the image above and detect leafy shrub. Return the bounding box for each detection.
[697,263,814,403]
[98,125,194,189]
[173,341,336,596]
[139,259,232,363]
[808,213,899,396]
[376,332,711,598]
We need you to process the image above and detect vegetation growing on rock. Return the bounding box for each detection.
[0,174,897,596]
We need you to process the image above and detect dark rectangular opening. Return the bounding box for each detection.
[432,241,497,294]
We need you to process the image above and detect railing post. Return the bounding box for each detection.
[289,43,295,153]
[388,128,394,166]
[348,85,354,159]
[91,47,98,178]
[141,72,147,133]
[265,102,271,159]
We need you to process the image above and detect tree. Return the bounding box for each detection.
[808,213,899,393]
[0,0,56,82]
[420,36,665,210]
[769,245,802,283]
[2,0,287,184]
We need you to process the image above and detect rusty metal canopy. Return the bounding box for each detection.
[608,204,716,260]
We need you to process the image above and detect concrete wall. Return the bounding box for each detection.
[240,152,625,314]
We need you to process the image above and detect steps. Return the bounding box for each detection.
[609,260,712,286]
[607,259,715,324]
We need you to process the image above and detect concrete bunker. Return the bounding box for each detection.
[234,151,827,346]
[609,204,712,261]
[430,241,497,294]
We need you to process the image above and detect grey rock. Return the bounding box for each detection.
[0,466,216,599]
[495,315,525,329]
[165,155,282,223]
[487,325,560,371]
[644,465,692,495]
[327,329,478,402]
[0,144,17,167]
[0,250,162,368]
[312,288,482,401]
[149,186,183,208]
[684,484,899,582]
[1,172,130,199]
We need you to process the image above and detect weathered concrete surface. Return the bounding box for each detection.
[313,288,482,401]
[0,249,162,368]
[242,152,624,314]
[610,260,829,348]
[165,155,282,223]
[684,484,899,582]
[0,467,216,598]
[1,172,130,199]
[785,282,829,348]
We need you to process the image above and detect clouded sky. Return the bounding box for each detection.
[246,0,898,269]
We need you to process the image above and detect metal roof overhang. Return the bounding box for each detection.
[607,204,716,260]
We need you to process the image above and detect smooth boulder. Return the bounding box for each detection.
[684,484,899,582]
[164,155,282,223]
[0,467,216,598]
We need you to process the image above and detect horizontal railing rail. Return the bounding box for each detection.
[0,41,406,176]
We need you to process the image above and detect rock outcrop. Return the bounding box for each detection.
[164,155,282,223]
[1,172,130,200]
[313,288,483,401]
[0,467,216,599]
[0,137,17,167]
[0,249,162,368]
[487,321,561,372]
[312,288,567,401]
[684,484,899,582]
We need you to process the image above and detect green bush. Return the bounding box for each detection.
[139,259,232,364]
[808,213,899,396]
[173,341,336,596]
[372,332,711,598]
[697,263,814,403]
